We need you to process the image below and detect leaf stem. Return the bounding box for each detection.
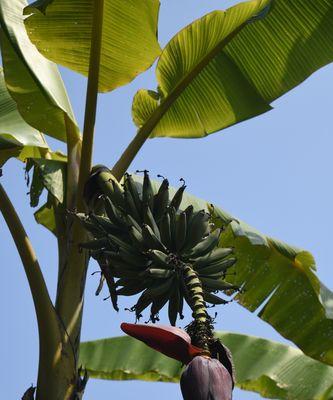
[77,0,104,206]
[0,183,75,398]
[55,0,104,361]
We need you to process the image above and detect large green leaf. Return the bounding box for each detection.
[0,68,49,166]
[24,0,161,93]
[210,205,333,367]
[0,0,79,142]
[132,0,333,139]
[79,333,333,399]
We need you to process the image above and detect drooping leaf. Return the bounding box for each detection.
[210,205,333,367]
[132,0,333,139]
[34,202,57,235]
[0,69,49,166]
[24,0,161,93]
[79,333,333,400]
[0,0,79,142]
[27,158,67,207]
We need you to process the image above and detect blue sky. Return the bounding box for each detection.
[1,0,333,398]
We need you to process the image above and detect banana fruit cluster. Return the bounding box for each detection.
[78,169,237,326]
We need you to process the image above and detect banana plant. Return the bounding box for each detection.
[1,0,333,399]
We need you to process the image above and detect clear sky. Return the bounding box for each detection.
[1,0,333,399]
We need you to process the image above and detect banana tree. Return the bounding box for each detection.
[1,0,333,399]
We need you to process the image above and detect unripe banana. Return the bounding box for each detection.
[203,291,229,305]
[196,258,237,276]
[142,170,154,209]
[182,210,210,251]
[169,179,186,211]
[143,204,160,239]
[200,277,239,291]
[153,177,169,221]
[124,174,142,217]
[142,224,166,252]
[147,249,171,269]
[183,228,221,258]
[168,281,180,326]
[193,248,234,269]
[176,211,187,251]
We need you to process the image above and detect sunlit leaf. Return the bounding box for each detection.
[211,205,333,367]
[34,202,57,235]
[79,333,333,399]
[0,69,48,166]
[132,0,333,139]
[24,0,161,93]
[27,158,67,208]
[0,0,79,142]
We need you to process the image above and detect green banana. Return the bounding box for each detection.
[142,224,166,252]
[184,205,194,222]
[104,197,125,227]
[193,248,234,269]
[107,232,138,254]
[116,277,151,293]
[142,170,154,209]
[159,212,172,249]
[175,211,187,251]
[110,268,142,279]
[110,179,125,208]
[118,248,149,268]
[124,174,142,217]
[133,291,153,319]
[95,274,105,296]
[124,189,141,222]
[125,214,141,231]
[150,293,169,321]
[169,179,186,211]
[178,284,184,319]
[153,177,169,221]
[184,228,221,258]
[128,226,146,251]
[143,204,160,239]
[144,268,174,279]
[168,281,180,326]
[203,291,229,305]
[75,213,104,237]
[167,206,177,251]
[80,237,111,251]
[147,249,171,269]
[145,276,174,298]
[196,258,237,276]
[182,210,211,251]
[98,264,119,311]
[200,277,239,291]
[89,214,124,235]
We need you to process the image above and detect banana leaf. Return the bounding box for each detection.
[79,333,333,400]
[132,0,333,139]
[0,0,79,142]
[27,158,67,206]
[24,0,161,93]
[34,202,57,235]
[0,68,49,166]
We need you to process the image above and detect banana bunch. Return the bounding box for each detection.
[78,169,237,326]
